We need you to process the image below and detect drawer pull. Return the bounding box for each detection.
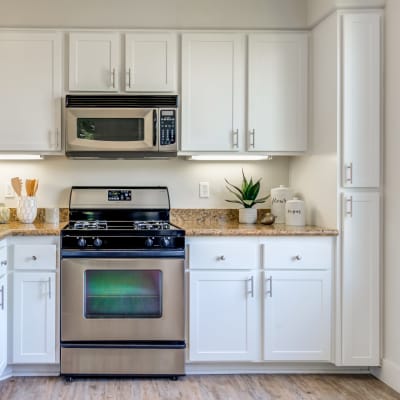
[32,255,37,261]
[294,255,302,261]
[0,260,6,266]
[247,276,254,298]
[216,255,226,261]
[265,276,272,297]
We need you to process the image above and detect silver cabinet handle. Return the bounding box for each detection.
[249,129,255,148]
[55,128,59,150]
[345,196,353,217]
[32,255,37,261]
[111,68,116,88]
[345,162,353,184]
[294,255,302,261]
[0,285,4,310]
[247,276,254,298]
[265,275,272,297]
[128,67,133,88]
[48,277,52,300]
[216,255,226,261]
[232,129,239,149]
[0,260,6,266]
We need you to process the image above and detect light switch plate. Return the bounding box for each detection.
[199,182,210,198]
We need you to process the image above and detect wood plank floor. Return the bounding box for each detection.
[0,374,399,400]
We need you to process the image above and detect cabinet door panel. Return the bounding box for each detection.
[341,192,380,365]
[0,274,7,376]
[341,13,382,188]
[248,33,308,153]
[0,32,62,152]
[264,270,331,361]
[125,33,176,92]
[181,34,244,151]
[13,272,56,363]
[69,33,119,91]
[189,270,258,361]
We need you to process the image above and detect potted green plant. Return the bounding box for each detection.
[225,169,270,224]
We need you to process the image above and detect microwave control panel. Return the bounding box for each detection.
[160,110,176,145]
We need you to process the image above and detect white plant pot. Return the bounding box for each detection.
[239,208,257,224]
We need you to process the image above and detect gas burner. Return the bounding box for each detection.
[73,220,108,230]
[133,221,171,231]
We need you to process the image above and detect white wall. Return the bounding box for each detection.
[288,13,338,229]
[0,157,289,208]
[0,0,307,29]
[373,0,400,393]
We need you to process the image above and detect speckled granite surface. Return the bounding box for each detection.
[171,209,338,237]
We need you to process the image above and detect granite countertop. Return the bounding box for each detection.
[0,221,67,240]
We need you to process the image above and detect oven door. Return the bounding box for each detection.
[65,108,158,154]
[61,258,184,342]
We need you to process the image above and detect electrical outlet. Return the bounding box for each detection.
[199,182,210,198]
[4,183,14,198]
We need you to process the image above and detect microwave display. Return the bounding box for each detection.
[77,118,145,142]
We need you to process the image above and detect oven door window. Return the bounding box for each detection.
[84,270,162,318]
[77,118,144,142]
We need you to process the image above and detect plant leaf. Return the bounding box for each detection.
[225,178,244,197]
[225,185,244,203]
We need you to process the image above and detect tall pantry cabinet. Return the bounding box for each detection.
[338,11,382,366]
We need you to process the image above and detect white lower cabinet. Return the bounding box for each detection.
[0,240,7,376]
[263,270,331,361]
[189,270,258,361]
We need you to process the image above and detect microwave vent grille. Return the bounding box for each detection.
[66,95,178,108]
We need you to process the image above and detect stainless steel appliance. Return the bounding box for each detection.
[65,95,178,159]
[60,187,185,379]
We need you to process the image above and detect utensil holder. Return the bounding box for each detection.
[17,196,37,224]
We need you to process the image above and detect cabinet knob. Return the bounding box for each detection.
[294,255,302,261]
[217,255,226,261]
[0,260,6,266]
[32,255,37,261]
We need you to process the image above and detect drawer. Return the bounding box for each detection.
[263,237,332,270]
[13,244,57,270]
[188,238,259,269]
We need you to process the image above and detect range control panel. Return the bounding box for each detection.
[160,109,176,146]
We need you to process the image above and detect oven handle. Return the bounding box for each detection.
[61,342,186,350]
[153,109,158,147]
[61,249,185,258]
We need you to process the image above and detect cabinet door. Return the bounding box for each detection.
[125,33,176,92]
[189,270,258,361]
[0,32,62,152]
[69,32,119,91]
[0,274,7,376]
[181,33,244,152]
[264,270,331,361]
[13,272,56,364]
[248,33,308,153]
[341,13,382,188]
[341,192,380,365]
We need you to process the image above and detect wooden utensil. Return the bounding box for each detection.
[25,179,39,196]
[11,177,22,196]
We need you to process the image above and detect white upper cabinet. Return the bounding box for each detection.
[341,13,382,188]
[0,32,62,152]
[125,33,176,92]
[69,32,120,91]
[248,33,308,153]
[181,33,245,152]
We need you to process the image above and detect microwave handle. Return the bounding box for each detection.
[153,110,157,147]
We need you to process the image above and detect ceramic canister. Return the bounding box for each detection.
[285,197,306,226]
[270,185,292,223]
[0,203,10,223]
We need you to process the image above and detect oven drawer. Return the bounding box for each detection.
[13,245,57,270]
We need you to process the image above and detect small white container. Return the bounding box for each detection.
[285,197,306,226]
[271,185,293,223]
[0,203,10,223]
[17,196,37,224]
[239,208,257,224]
[45,208,59,224]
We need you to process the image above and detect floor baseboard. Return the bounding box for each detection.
[372,358,400,394]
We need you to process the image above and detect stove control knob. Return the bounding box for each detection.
[145,237,154,248]
[93,237,103,248]
[77,237,87,248]
[160,237,171,247]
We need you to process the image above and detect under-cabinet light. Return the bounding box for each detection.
[0,154,43,160]
[188,155,272,161]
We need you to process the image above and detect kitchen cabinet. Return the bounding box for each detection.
[187,238,259,361]
[180,32,308,154]
[262,237,332,361]
[125,33,176,92]
[0,240,7,377]
[248,33,308,153]
[341,192,380,366]
[69,32,120,91]
[0,32,62,153]
[69,32,177,92]
[341,13,382,188]
[11,241,58,364]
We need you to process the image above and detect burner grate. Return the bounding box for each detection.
[73,220,108,230]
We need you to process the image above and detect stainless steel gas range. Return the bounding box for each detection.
[60,186,185,379]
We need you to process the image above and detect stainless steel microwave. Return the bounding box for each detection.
[65,95,178,159]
